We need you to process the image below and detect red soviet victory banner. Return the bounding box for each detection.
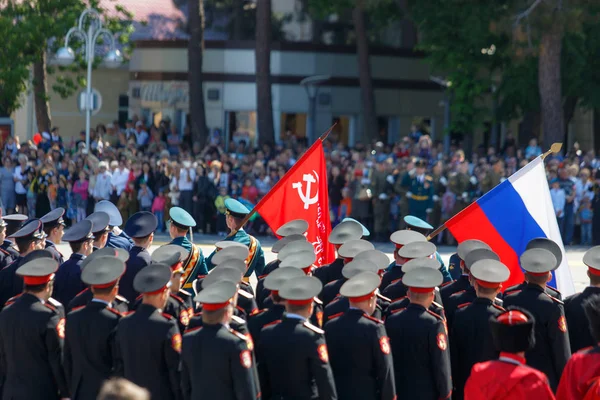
[253,139,335,266]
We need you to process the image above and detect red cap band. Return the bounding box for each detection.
[92,280,119,289]
[348,291,376,303]
[589,267,600,276]
[497,310,528,325]
[475,279,502,289]
[23,274,54,286]
[202,300,231,311]
[171,261,184,273]
[271,290,279,297]
[286,298,314,306]
[409,287,434,293]
[342,257,353,263]
[395,244,403,250]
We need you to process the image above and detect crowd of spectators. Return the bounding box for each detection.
[2,119,599,246]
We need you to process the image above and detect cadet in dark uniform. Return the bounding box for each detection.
[325,271,396,400]
[440,239,491,304]
[0,217,14,269]
[67,247,130,313]
[0,257,69,399]
[121,211,157,303]
[313,219,364,285]
[152,244,194,333]
[565,246,600,352]
[381,229,427,291]
[0,219,47,306]
[379,257,443,307]
[168,207,207,294]
[182,280,260,400]
[503,248,571,390]
[385,267,452,400]
[116,263,182,400]
[205,199,265,278]
[504,238,563,300]
[204,259,258,319]
[95,200,134,251]
[86,211,111,251]
[450,259,509,400]
[64,255,125,399]
[321,239,374,306]
[464,308,555,400]
[41,207,66,264]
[53,219,94,306]
[259,275,337,400]
[1,213,27,260]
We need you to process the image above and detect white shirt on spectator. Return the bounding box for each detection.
[178,168,196,191]
[13,166,27,194]
[93,171,113,200]
[111,168,130,196]
[551,187,566,217]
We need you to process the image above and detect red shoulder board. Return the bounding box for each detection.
[545,293,564,305]
[390,278,403,285]
[0,248,10,256]
[7,293,22,304]
[450,290,466,298]
[193,311,203,317]
[391,296,407,303]
[440,280,453,288]
[257,274,268,280]
[376,293,391,302]
[106,307,122,316]
[391,307,406,314]
[162,312,174,321]
[122,311,135,317]
[250,308,266,317]
[264,319,281,328]
[504,289,521,297]
[75,288,89,297]
[492,304,506,312]
[328,312,344,321]
[457,302,471,309]
[328,297,340,306]
[135,294,143,301]
[184,326,202,335]
[547,284,561,294]
[70,305,85,313]
[426,309,444,321]
[43,302,58,312]
[170,293,184,304]
[581,345,595,353]
[361,314,383,324]
[236,305,245,314]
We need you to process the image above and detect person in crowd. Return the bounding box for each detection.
[193,163,216,234]
[0,157,16,214]
[73,171,89,222]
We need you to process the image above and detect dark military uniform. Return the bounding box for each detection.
[505,281,562,300]
[385,303,452,400]
[116,304,182,400]
[564,286,600,352]
[259,316,337,400]
[450,298,505,400]
[64,300,122,399]
[181,323,260,400]
[121,246,151,303]
[324,296,385,321]
[383,296,445,321]
[0,246,13,270]
[54,253,87,307]
[440,274,470,305]
[320,278,346,306]
[324,309,396,400]
[45,240,65,265]
[313,258,345,286]
[401,172,434,221]
[247,304,285,351]
[187,312,248,335]
[67,288,130,313]
[502,284,571,390]
[167,290,194,333]
[261,295,323,328]
[0,240,19,261]
[0,293,69,399]
[106,231,133,251]
[380,263,403,292]
[0,256,27,306]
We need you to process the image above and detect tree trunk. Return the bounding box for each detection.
[562,96,578,150]
[538,25,564,151]
[188,0,209,146]
[255,0,275,146]
[232,0,243,40]
[353,1,378,143]
[33,53,51,134]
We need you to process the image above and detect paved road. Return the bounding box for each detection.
[53,233,591,295]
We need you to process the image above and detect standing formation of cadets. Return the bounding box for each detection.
[1,205,600,400]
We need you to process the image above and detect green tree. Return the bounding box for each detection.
[255,0,275,146]
[0,15,32,117]
[188,0,209,146]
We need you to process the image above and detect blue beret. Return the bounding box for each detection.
[169,207,196,228]
[124,212,158,238]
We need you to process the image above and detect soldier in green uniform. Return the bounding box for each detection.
[479,159,504,194]
[400,160,434,221]
[430,161,447,230]
[206,198,265,279]
[447,162,471,245]
[168,207,207,295]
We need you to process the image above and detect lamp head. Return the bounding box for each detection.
[55,47,75,66]
[104,49,123,69]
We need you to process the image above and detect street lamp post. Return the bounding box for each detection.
[55,8,123,151]
[300,75,330,145]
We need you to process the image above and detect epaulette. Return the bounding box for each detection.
[450,290,466,298]
[250,308,265,317]
[544,293,564,305]
[237,289,254,299]
[494,297,504,307]
[426,309,444,321]
[192,311,202,318]
[390,278,403,285]
[492,304,506,312]
[432,301,444,309]
[328,297,340,306]
[228,328,248,341]
[6,293,22,304]
[361,314,383,324]
[106,307,122,316]
[184,326,202,335]
[231,315,246,325]
[504,284,521,292]
[547,285,561,295]
[312,296,323,305]
[43,302,58,312]
[504,289,521,297]
[170,293,185,304]
[48,297,62,308]
[376,293,391,302]
[122,311,135,317]
[178,289,191,298]
[136,294,143,301]
[115,294,129,304]
[75,288,89,297]
[440,281,453,288]
[70,305,85,313]
[236,305,245,314]
[390,307,406,314]
[391,296,407,304]
[324,280,337,289]
[257,274,268,280]
[457,303,471,309]
[264,319,281,328]
[581,345,595,353]
[162,312,175,321]
[0,247,10,256]
[302,320,325,334]
[328,312,344,321]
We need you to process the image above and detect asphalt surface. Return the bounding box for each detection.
[53,232,592,295]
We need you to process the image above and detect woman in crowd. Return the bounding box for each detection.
[0,157,16,214]
[193,163,217,234]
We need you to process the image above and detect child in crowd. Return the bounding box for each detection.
[579,197,594,245]
[215,186,230,236]
[73,171,89,222]
[152,189,167,232]
[57,176,68,211]
[338,187,352,221]
[48,175,58,210]
[242,178,258,204]
[137,180,154,212]
[66,181,77,226]
[550,178,566,228]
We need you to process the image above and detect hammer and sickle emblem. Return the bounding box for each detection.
[292,171,319,210]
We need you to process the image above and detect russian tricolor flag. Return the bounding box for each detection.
[446,157,575,296]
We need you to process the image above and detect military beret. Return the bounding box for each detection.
[94,200,123,226]
[16,257,59,286]
[328,220,364,245]
[202,266,243,288]
[169,207,196,229]
[81,256,126,288]
[276,219,309,237]
[279,276,322,305]
[271,234,307,254]
[279,251,316,270]
[339,271,381,300]
[82,247,129,270]
[85,211,111,234]
[341,218,370,237]
[124,212,158,238]
[40,208,66,228]
[341,259,379,279]
[457,239,491,261]
[9,219,46,240]
[225,198,250,219]
[402,267,443,292]
[212,246,249,265]
[354,250,391,271]
[390,230,426,248]
[194,280,238,310]
[133,263,172,294]
[583,246,600,275]
[464,248,500,270]
[470,259,510,287]
[520,248,557,274]
[401,257,440,273]
[337,239,375,259]
[526,238,562,269]
[397,241,436,259]
[263,267,306,291]
[404,215,433,231]
[277,240,314,262]
[62,220,94,243]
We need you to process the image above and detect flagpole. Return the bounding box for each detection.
[426,142,563,241]
[228,123,337,236]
